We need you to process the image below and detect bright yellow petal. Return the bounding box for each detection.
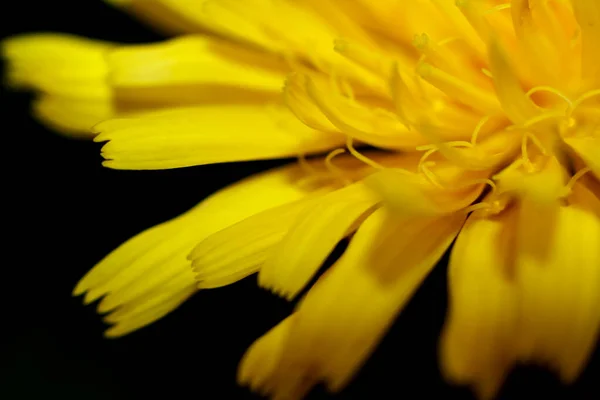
[240,208,465,397]
[74,161,326,335]
[104,285,196,338]
[365,165,488,216]
[109,36,285,93]
[189,197,316,290]
[304,75,424,149]
[189,153,382,289]
[441,205,519,400]
[570,0,600,88]
[95,104,345,169]
[283,73,340,133]
[2,33,112,99]
[258,181,380,300]
[102,271,193,324]
[33,95,114,138]
[238,316,298,397]
[515,182,600,382]
[488,40,540,125]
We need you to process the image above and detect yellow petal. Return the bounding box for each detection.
[95,104,345,169]
[427,127,520,171]
[95,249,195,314]
[515,182,600,382]
[188,154,372,289]
[389,64,480,136]
[365,167,487,216]
[415,61,500,114]
[488,40,540,125]
[241,209,466,397]
[494,156,568,205]
[238,317,300,397]
[509,158,568,263]
[441,206,519,400]
[75,161,326,334]
[109,36,285,93]
[283,73,339,132]
[102,272,193,324]
[189,197,315,290]
[258,181,380,300]
[76,161,318,297]
[2,33,112,99]
[571,0,600,88]
[33,95,114,138]
[104,285,196,338]
[305,75,426,149]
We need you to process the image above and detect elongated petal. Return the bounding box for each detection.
[258,182,380,299]
[571,0,600,88]
[189,154,386,289]
[305,76,425,149]
[33,95,114,137]
[102,271,193,323]
[284,73,339,132]
[189,197,316,289]
[441,206,519,400]
[515,182,600,382]
[2,33,112,98]
[238,316,297,397]
[75,161,325,335]
[240,209,466,397]
[365,167,487,216]
[104,285,196,338]
[488,40,539,125]
[96,104,345,169]
[109,36,285,93]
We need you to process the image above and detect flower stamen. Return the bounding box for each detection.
[420,161,445,188]
[521,131,548,172]
[456,178,498,196]
[525,86,573,109]
[471,115,492,145]
[345,137,384,170]
[568,89,600,117]
[324,147,350,183]
[560,167,592,198]
[483,3,511,16]
[297,151,317,174]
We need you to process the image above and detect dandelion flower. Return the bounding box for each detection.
[3,0,599,399]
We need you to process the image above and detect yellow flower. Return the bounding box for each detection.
[3,0,599,399]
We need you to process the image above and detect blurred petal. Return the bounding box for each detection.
[238,316,296,398]
[240,208,466,397]
[515,182,600,382]
[2,33,112,98]
[441,205,519,400]
[33,95,114,137]
[109,36,285,93]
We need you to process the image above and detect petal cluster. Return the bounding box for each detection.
[3,1,599,399]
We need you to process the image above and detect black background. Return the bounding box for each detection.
[1,2,597,399]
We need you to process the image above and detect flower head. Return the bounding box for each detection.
[3,0,599,399]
